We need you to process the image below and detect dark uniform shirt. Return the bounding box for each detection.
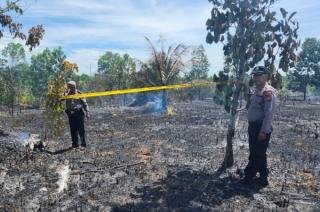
[65,90,89,112]
[247,83,276,133]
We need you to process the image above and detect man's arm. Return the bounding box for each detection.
[77,90,90,118]
[260,91,276,134]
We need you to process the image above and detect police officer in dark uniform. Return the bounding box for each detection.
[243,66,277,186]
[65,81,90,148]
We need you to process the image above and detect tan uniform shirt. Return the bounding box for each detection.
[247,83,276,133]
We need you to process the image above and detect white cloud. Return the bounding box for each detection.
[68,49,104,75]
[1,0,319,76]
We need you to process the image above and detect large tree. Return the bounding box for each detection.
[0,43,27,114]
[287,38,320,100]
[29,47,66,99]
[186,45,211,100]
[45,60,78,137]
[0,0,44,50]
[97,52,136,90]
[0,0,44,114]
[187,45,210,81]
[206,0,299,172]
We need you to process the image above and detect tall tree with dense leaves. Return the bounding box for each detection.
[206,0,299,172]
[45,60,78,137]
[186,45,210,99]
[187,45,210,81]
[0,0,44,50]
[0,43,27,114]
[29,47,66,100]
[97,52,136,90]
[287,38,320,100]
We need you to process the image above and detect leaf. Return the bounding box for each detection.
[288,11,297,21]
[206,33,214,44]
[206,19,214,27]
[280,8,288,18]
[271,42,277,48]
[214,34,220,43]
[273,23,281,32]
[289,62,295,68]
[275,34,282,46]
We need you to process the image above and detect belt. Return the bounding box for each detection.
[249,121,262,125]
[67,108,83,114]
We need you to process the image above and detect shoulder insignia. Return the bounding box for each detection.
[263,90,273,101]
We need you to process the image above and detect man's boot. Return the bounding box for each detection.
[256,169,269,187]
[255,177,268,187]
[80,137,86,147]
[72,143,79,148]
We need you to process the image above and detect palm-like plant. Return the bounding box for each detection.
[132,37,190,113]
[134,37,189,86]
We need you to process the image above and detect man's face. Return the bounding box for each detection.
[68,84,76,92]
[252,73,268,86]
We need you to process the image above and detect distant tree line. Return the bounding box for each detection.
[0,39,213,114]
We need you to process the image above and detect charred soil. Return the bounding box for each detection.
[0,100,319,211]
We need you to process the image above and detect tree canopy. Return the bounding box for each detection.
[97,51,136,90]
[0,0,44,50]
[287,38,320,99]
[186,45,210,81]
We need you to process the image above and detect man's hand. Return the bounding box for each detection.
[85,111,90,119]
[258,132,267,141]
[236,107,246,112]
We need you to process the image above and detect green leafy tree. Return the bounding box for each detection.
[17,63,34,106]
[67,73,92,90]
[287,38,320,100]
[186,45,210,100]
[29,47,66,101]
[97,52,136,105]
[86,73,108,106]
[206,0,299,171]
[97,51,136,90]
[187,45,210,81]
[45,60,78,137]
[0,43,27,114]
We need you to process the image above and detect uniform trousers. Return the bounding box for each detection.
[244,122,270,179]
[66,109,86,147]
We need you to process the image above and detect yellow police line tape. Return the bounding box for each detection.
[61,81,219,100]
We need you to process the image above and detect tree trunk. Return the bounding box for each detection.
[162,90,167,113]
[218,54,246,173]
[218,81,242,172]
[303,85,307,101]
[216,22,247,174]
[122,94,127,106]
[10,99,14,116]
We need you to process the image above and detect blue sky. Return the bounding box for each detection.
[2,0,320,75]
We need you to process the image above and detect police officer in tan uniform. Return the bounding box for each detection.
[243,66,276,186]
[65,81,90,148]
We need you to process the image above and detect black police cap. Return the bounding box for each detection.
[251,66,269,75]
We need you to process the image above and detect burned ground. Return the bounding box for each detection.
[0,100,319,211]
